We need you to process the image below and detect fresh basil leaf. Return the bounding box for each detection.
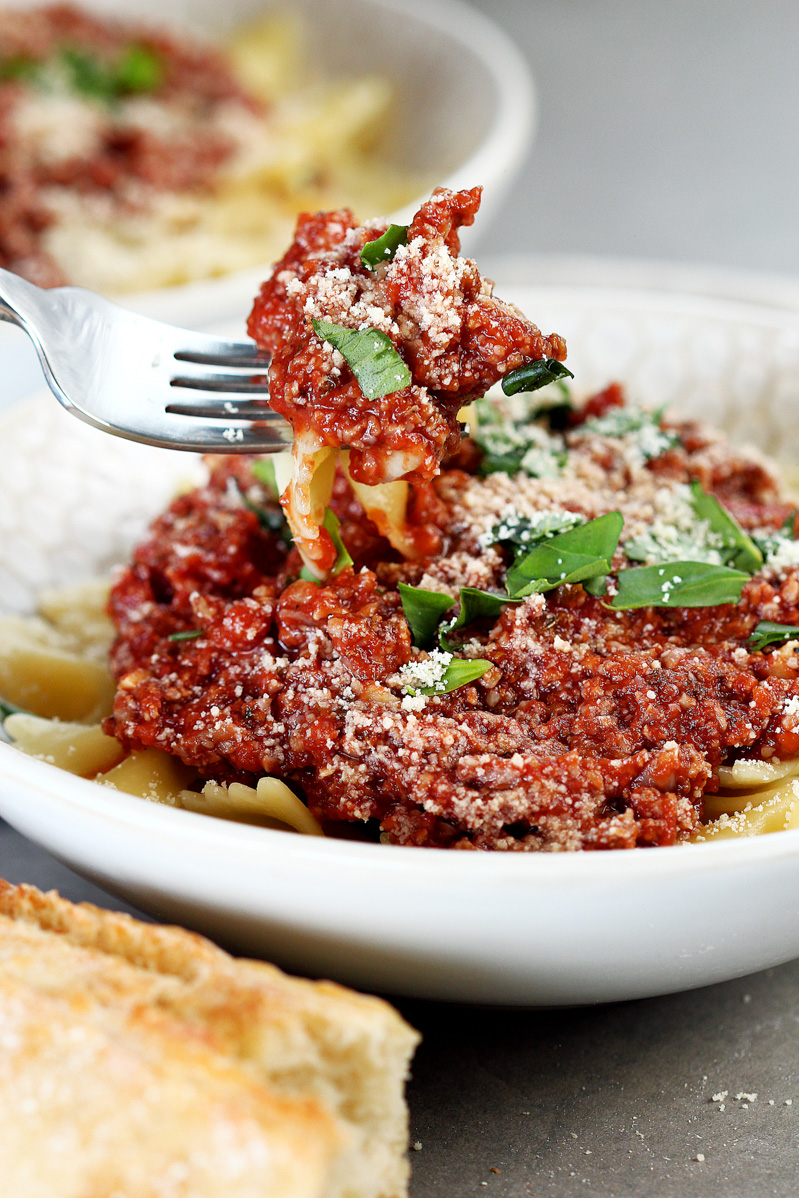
[298,510,352,580]
[252,457,279,497]
[0,55,38,82]
[501,359,574,396]
[360,224,408,271]
[747,621,799,652]
[60,44,163,103]
[689,481,762,573]
[583,575,608,597]
[484,510,584,557]
[401,651,492,696]
[441,587,523,648]
[450,587,519,631]
[579,405,680,464]
[0,696,25,721]
[477,443,567,480]
[506,512,623,598]
[323,508,353,575]
[61,48,107,98]
[168,628,204,642]
[435,658,492,694]
[311,319,411,401]
[236,481,291,544]
[398,583,454,649]
[609,561,748,610]
[472,389,570,478]
[114,44,163,93]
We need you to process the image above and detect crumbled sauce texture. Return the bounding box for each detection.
[247,187,566,487]
[0,4,255,286]
[106,384,799,851]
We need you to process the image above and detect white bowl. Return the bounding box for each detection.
[1,0,534,330]
[4,272,799,1006]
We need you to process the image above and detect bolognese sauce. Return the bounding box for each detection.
[105,191,799,850]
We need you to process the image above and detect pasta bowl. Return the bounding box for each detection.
[0,0,535,400]
[3,274,799,1005]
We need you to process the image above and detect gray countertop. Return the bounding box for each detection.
[3,2,799,1194]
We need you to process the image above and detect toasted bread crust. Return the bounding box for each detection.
[0,880,419,1198]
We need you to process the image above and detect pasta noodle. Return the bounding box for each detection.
[1,580,324,838]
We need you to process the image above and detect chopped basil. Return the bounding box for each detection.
[1,44,163,99]
[579,406,680,465]
[0,697,25,721]
[688,481,762,573]
[501,359,574,396]
[360,224,408,271]
[748,621,799,652]
[443,587,522,646]
[583,575,608,598]
[0,55,38,82]
[474,421,566,480]
[113,44,164,93]
[168,628,204,642]
[237,481,291,544]
[299,510,353,581]
[753,511,799,570]
[435,658,492,694]
[471,388,570,479]
[609,561,748,610]
[481,509,584,555]
[399,649,492,696]
[61,45,163,102]
[506,512,623,598]
[311,319,411,401]
[252,457,279,497]
[324,508,353,575]
[398,583,454,649]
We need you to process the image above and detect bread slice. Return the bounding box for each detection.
[0,880,420,1198]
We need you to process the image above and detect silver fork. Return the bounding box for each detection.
[0,266,293,453]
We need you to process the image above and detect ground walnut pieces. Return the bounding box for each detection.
[106,191,799,850]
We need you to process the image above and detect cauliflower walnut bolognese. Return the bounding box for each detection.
[105,188,799,850]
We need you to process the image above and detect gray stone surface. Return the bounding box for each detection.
[3,2,799,1194]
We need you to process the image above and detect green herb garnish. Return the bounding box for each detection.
[501,359,574,396]
[0,697,25,721]
[434,657,492,693]
[446,587,520,635]
[360,224,408,271]
[579,405,680,464]
[252,457,279,496]
[483,510,584,557]
[471,389,570,479]
[748,621,799,652]
[325,508,353,575]
[237,481,291,544]
[609,561,748,610]
[61,44,163,102]
[688,481,762,573]
[168,628,205,642]
[398,584,454,649]
[0,55,38,82]
[311,319,411,401]
[399,649,492,696]
[113,44,164,93]
[506,512,623,598]
[301,509,353,580]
